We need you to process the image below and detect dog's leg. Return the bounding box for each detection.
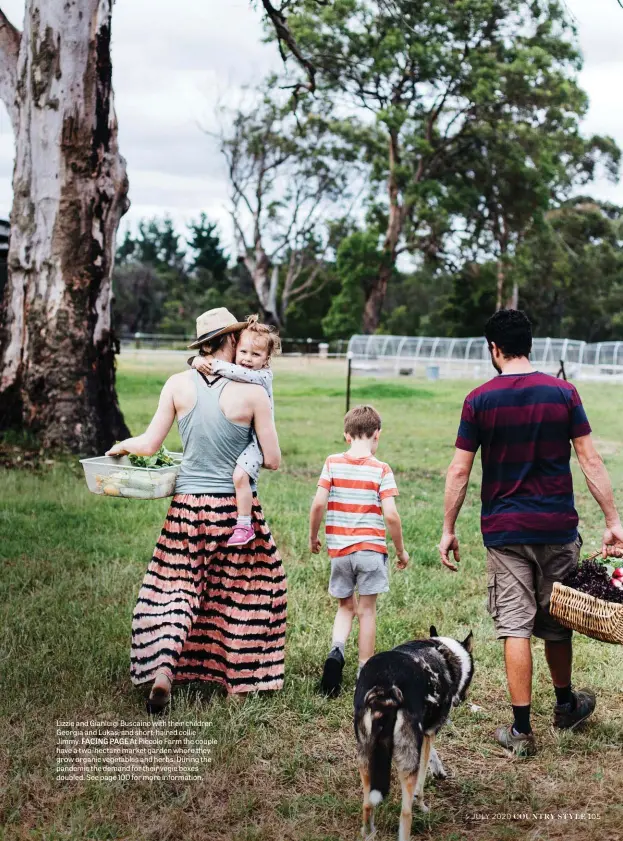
[359,763,375,838]
[413,734,432,813]
[428,744,447,780]
[397,768,417,841]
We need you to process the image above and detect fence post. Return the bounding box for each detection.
[346,353,353,413]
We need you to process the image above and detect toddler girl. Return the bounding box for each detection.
[191,315,279,546]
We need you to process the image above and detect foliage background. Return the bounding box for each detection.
[113,197,623,341]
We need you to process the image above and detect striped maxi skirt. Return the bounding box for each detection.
[130,493,287,694]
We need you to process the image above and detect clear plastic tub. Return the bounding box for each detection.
[80,453,183,499]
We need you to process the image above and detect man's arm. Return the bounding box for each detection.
[573,434,623,556]
[439,448,476,571]
[106,378,176,457]
[251,388,280,469]
[309,486,329,553]
[381,497,409,568]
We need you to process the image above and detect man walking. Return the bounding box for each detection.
[439,309,623,755]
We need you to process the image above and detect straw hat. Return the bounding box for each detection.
[188,307,248,349]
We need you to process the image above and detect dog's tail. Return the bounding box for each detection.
[361,685,404,805]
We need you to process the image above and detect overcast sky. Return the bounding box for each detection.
[0,0,621,255]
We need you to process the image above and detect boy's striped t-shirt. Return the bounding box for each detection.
[455,371,591,547]
[317,453,398,557]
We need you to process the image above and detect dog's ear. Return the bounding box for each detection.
[430,625,438,637]
[462,630,474,653]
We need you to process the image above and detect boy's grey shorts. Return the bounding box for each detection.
[329,549,389,598]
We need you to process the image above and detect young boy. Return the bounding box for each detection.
[309,404,409,697]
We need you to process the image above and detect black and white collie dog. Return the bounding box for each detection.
[354,627,474,840]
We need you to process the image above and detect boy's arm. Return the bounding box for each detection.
[212,359,272,389]
[381,497,409,567]
[309,487,330,553]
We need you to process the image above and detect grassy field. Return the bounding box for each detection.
[1,357,622,841]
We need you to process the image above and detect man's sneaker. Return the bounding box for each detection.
[227,525,255,547]
[553,688,596,730]
[494,724,537,757]
[320,647,345,698]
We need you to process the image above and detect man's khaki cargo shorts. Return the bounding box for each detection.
[486,536,582,641]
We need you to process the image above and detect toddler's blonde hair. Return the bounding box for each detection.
[241,314,282,364]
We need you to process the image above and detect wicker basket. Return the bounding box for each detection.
[550,550,623,644]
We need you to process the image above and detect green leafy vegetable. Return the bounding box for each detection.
[128,446,175,469]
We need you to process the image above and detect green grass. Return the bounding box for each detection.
[1,361,623,841]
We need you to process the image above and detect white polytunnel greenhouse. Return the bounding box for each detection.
[346,336,623,381]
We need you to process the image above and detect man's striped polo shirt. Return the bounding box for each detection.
[455,371,592,547]
[318,454,399,557]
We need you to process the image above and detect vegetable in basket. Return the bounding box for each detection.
[128,446,176,468]
[93,446,178,498]
[563,556,623,604]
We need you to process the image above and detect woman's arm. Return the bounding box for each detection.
[251,389,280,470]
[106,379,177,457]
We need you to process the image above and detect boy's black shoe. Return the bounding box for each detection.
[553,687,596,730]
[320,647,345,698]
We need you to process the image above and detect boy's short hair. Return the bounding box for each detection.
[344,405,382,439]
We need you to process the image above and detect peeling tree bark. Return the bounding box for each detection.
[239,245,280,327]
[0,1,130,453]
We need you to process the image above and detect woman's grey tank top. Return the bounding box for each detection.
[175,370,255,494]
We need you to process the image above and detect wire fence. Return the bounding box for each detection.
[119,333,350,357]
[119,332,623,381]
[346,335,623,381]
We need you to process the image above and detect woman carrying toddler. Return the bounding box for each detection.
[190,314,279,547]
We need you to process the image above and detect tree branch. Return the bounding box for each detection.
[260,0,317,94]
[289,264,331,305]
[0,8,20,128]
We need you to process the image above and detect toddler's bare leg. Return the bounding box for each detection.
[233,465,253,517]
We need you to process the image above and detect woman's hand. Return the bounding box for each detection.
[192,354,214,374]
[106,441,130,457]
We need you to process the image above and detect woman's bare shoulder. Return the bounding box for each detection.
[165,370,195,395]
[168,369,194,383]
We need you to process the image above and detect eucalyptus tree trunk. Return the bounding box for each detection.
[0,1,130,453]
[363,130,403,333]
[240,246,280,327]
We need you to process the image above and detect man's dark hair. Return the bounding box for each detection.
[484,309,532,358]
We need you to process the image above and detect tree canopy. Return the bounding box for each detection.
[115,1,623,346]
